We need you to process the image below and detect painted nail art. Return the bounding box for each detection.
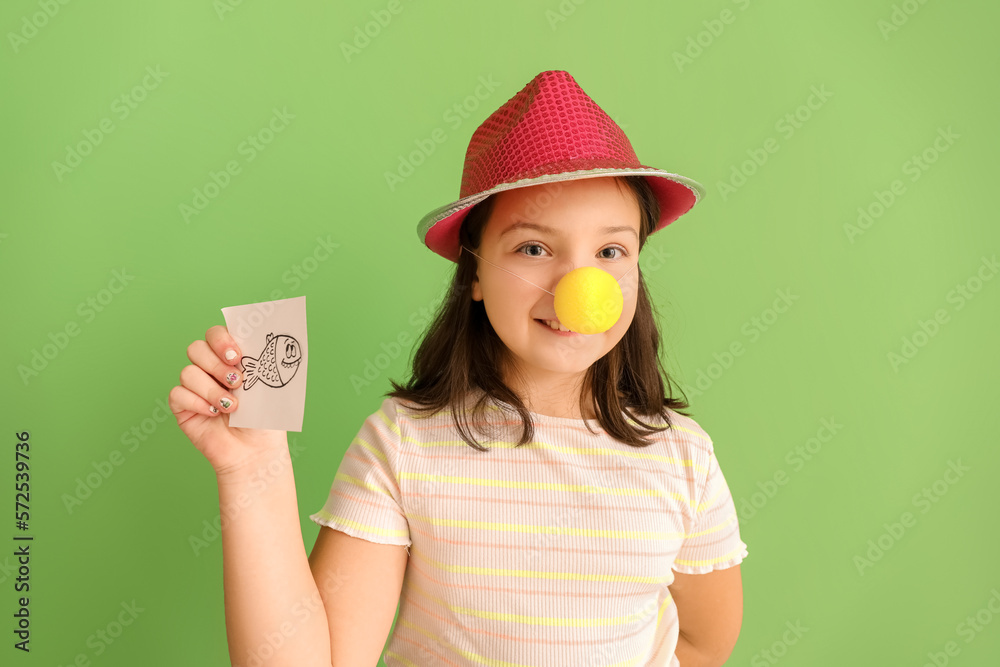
[220,397,233,409]
[210,405,219,414]
[226,372,239,386]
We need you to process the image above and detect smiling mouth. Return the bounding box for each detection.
[535,318,575,333]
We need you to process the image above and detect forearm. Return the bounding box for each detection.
[217,446,331,667]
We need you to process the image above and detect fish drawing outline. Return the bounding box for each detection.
[240,332,303,390]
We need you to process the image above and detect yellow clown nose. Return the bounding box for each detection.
[554,266,623,334]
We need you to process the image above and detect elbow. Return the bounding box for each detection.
[703,634,740,667]
[708,647,735,667]
[678,629,736,667]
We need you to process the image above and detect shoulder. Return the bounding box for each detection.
[662,407,714,452]
[371,395,443,440]
[630,406,713,448]
[378,395,430,426]
[635,407,716,475]
[365,396,413,438]
[349,397,410,461]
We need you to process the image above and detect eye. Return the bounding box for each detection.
[599,245,628,260]
[515,242,547,257]
[514,242,629,260]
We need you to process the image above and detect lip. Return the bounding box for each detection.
[535,318,580,336]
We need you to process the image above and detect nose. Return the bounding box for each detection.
[552,265,623,334]
[546,257,579,292]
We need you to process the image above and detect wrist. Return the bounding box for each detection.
[214,444,291,485]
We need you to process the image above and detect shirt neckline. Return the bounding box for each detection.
[492,398,603,426]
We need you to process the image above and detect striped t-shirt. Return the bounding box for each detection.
[310,394,748,666]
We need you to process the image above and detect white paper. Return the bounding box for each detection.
[220,295,308,432]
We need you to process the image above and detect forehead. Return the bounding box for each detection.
[487,177,640,237]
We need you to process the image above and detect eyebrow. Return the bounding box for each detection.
[499,221,639,242]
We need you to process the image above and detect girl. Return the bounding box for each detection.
[170,70,747,666]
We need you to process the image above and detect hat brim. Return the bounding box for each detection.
[417,167,706,263]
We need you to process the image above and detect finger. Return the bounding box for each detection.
[187,339,242,390]
[168,384,222,418]
[179,364,239,414]
[206,324,243,366]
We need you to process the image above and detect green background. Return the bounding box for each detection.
[2,0,998,664]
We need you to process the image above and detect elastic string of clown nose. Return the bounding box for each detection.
[460,245,639,295]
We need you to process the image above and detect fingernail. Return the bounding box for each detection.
[209,405,219,414]
[226,371,239,386]
[225,350,237,361]
[219,397,234,410]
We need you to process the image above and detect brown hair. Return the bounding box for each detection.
[386,175,693,451]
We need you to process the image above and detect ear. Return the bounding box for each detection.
[471,271,482,301]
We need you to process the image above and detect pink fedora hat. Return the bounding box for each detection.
[416,70,706,263]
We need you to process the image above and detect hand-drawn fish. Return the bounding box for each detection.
[240,332,303,390]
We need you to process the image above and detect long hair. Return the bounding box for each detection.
[387,175,693,451]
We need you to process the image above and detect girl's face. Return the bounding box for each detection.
[471,177,642,397]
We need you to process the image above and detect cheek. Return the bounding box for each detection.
[481,286,522,329]
[620,273,640,305]
[624,275,640,310]
[485,274,534,309]
[614,289,639,332]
